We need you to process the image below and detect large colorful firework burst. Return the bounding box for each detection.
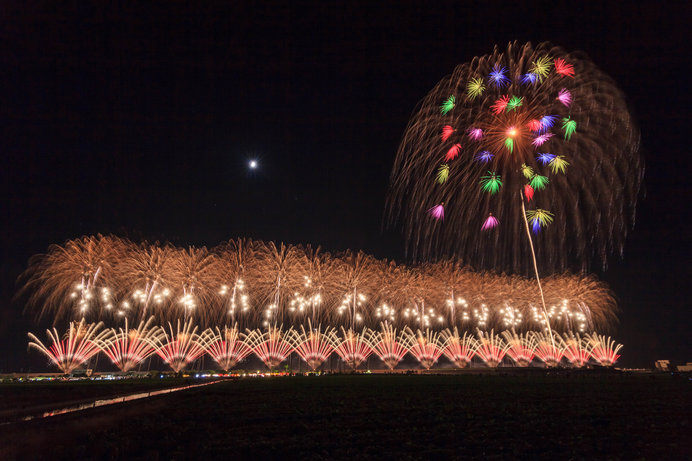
[387,41,642,274]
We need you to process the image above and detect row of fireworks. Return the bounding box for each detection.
[21,236,616,330]
[27,318,622,375]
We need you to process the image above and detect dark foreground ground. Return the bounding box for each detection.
[0,372,690,460]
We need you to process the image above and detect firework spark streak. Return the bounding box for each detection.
[27,319,112,374]
[386,41,643,274]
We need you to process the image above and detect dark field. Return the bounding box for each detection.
[1,373,690,460]
[0,378,203,417]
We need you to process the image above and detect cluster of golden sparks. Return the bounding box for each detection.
[21,235,617,333]
[27,318,623,374]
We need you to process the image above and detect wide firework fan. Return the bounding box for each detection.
[387,41,642,274]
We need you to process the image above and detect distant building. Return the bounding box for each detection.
[678,362,692,372]
[655,360,670,371]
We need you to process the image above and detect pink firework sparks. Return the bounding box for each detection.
[201,326,253,371]
[534,334,565,368]
[334,327,373,370]
[441,329,477,369]
[481,213,499,231]
[587,333,623,366]
[532,132,554,147]
[475,330,509,368]
[100,318,162,372]
[468,127,483,140]
[368,323,414,370]
[27,320,111,374]
[245,325,295,369]
[151,319,207,373]
[290,323,337,370]
[502,331,537,367]
[562,333,590,368]
[557,88,572,107]
[406,329,444,370]
[445,143,461,161]
[441,125,455,141]
[428,204,444,220]
[554,58,575,78]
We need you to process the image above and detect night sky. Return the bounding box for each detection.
[1,2,689,370]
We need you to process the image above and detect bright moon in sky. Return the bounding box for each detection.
[249,160,258,169]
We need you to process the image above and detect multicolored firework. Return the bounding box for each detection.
[27,319,112,374]
[387,41,642,274]
[561,331,591,368]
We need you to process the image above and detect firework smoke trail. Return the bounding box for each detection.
[334,327,373,370]
[368,322,414,370]
[28,319,112,374]
[387,41,642,275]
[502,330,537,367]
[200,325,253,371]
[150,319,206,373]
[289,320,338,370]
[561,331,590,368]
[405,328,445,369]
[586,333,622,366]
[533,331,566,367]
[245,324,295,369]
[440,328,477,368]
[475,329,510,368]
[98,317,163,372]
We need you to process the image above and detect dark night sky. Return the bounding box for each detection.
[1,2,690,370]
